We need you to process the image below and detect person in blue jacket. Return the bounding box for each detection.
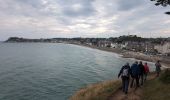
[130,61,140,88]
[118,62,131,94]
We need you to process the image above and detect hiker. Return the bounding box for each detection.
[118,62,131,94]
[130,61,140,88]
[138,61,145,85]
[144,62,150,81]
[155,60,162,77]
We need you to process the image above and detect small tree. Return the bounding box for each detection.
[150,0,170,15]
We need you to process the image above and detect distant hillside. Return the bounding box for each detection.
[5,37,68,43]
[5,35,170,44]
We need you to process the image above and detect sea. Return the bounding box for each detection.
[0,43,155,100]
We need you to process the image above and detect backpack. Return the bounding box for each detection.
[122,67,129,77]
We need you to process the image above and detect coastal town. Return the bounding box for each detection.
[5,35,170,57]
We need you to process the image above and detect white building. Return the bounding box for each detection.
[154,42,170,54]
[111,43,121,48]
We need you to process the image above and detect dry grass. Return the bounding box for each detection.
[70,70,170,100]
[143,70,170,100]
[70,80,121,100]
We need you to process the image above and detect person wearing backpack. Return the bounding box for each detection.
[144,62,150,81]
[130,61,140,88]
[118,62,131,94]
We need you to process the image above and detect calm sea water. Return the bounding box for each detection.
[0,43,155,100]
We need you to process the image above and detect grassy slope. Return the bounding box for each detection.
[70,70,170,100]
[143,70,170,100]
[70,80,121,100]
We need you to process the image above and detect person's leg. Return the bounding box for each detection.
[122,78,125,92]
[138,75,141,85]
[144,73,147,81]
[141,75,144,85]
[156,71,159,77]
[156,68,160,77]
[146,73,148,81]
[125,78,129,94]
[136,76,139,88]
[138,75,141,81]
[130,78,134,88]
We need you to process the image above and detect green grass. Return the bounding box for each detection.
[70,80,121,100]
[143,70,170,100]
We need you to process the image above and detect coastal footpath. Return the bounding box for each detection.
[70,70,170,100]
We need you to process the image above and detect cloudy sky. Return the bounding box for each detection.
[0,0,170,40]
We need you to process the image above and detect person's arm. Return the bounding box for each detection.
[147,66,150,73]
[159,63,162,67]
[118,66,123,78]
[137,65,140,76]
[130,65,134,78]
[129,66,132,77]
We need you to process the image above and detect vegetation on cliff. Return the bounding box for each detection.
[70,80,121,100]
[143,69,170,100]
[70,69,170,100]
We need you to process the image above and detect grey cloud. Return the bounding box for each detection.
[115,3,170,36]
[60,0,96,17]
[0,0,170,40]
[117,0,145,11]
[0,0,53,17]
[63,6,96,17]
[14,0,45,8]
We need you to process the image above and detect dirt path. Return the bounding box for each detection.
[108,74,155,100]
[108,86,143,100]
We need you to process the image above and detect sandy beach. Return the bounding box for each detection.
[71,43,170,68]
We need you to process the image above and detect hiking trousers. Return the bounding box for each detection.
[122,77,129,93]
[130,76,139,88]
[144,73,148,81]
[139,74,144,85]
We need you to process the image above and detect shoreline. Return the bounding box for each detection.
[70,43,124,54]
[2,42,170,68]
[70,43,170,68]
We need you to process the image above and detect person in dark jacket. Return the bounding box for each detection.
[130,61,140,88]
[118,62,131,94]
[138,61,145,85]
[155,60,162,77]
